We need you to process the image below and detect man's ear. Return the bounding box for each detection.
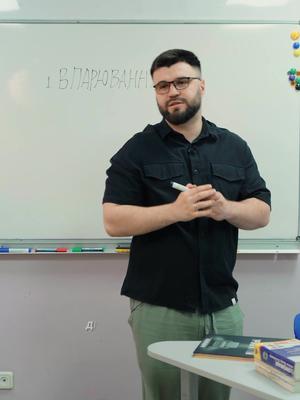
[199,79,205,95]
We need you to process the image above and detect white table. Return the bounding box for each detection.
[148,341,300,400]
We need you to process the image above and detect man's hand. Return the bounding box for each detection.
[208,190,232,221]
[205,189,270,229]
[171,184,217,222]
[172,185,270,230]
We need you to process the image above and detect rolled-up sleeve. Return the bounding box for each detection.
[239,143,271,206]
[102,147,144,206]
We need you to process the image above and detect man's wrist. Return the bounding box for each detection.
[224,199,236,222]
[167,202,181,224]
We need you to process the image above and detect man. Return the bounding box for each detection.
[102,49,271,400]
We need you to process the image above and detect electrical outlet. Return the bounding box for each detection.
[0,372,13,389]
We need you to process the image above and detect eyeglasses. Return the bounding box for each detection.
[153,77,201,94]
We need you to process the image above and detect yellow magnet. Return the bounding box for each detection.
[290,31,300,40]
[293,49,300,57]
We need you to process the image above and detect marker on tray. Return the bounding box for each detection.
[115,248,130,253]
[71,247,82,253]
[115,243,130,253]
[56,247,69,252]
[34,248,58,253]
[116,243,130,249]
[70,247,104,252]
[80,247,104,252]
[8,248,32,254]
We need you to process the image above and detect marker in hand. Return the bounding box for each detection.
[171,181,189,192]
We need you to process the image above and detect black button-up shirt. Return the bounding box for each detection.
[103,118,271,313]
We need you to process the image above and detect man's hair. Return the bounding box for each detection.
[150,49,201,76]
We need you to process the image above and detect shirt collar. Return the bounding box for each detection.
[156,117,217,142]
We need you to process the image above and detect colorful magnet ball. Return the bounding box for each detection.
[289,32,300,90]
[290,31,300,41]
[287,69,300,90]
[291,31,300,57]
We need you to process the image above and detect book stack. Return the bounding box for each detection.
[254,338,300,393]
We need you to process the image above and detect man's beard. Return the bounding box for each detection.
[158,96,201,125]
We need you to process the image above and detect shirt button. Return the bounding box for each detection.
[193,169,199,174]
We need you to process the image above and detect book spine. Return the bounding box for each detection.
[255,344,298,379]
[255,360,299,385]
[255,364,299,393]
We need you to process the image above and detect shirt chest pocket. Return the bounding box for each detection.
[143,163,184,180]
[143,163,185,202]
[211,163,245,200]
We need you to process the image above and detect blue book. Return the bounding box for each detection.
[254,339,300,380]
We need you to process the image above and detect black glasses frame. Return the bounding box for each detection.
[153,77,201,94]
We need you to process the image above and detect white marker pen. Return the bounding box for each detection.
[171,181,189,192]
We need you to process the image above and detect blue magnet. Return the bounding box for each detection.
[293,42,300,49]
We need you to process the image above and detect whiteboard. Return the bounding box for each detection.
[0,23,299,240]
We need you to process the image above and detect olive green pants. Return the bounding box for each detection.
[128,300,244,400]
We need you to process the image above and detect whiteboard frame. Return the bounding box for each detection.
[1,19,299,251]
[0,19,299,24]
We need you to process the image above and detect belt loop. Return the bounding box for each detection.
[204,313,216,335]
[211,313,216,334]
[204,314,213,335]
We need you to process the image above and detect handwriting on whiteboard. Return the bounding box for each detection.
[46,67,150,91]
